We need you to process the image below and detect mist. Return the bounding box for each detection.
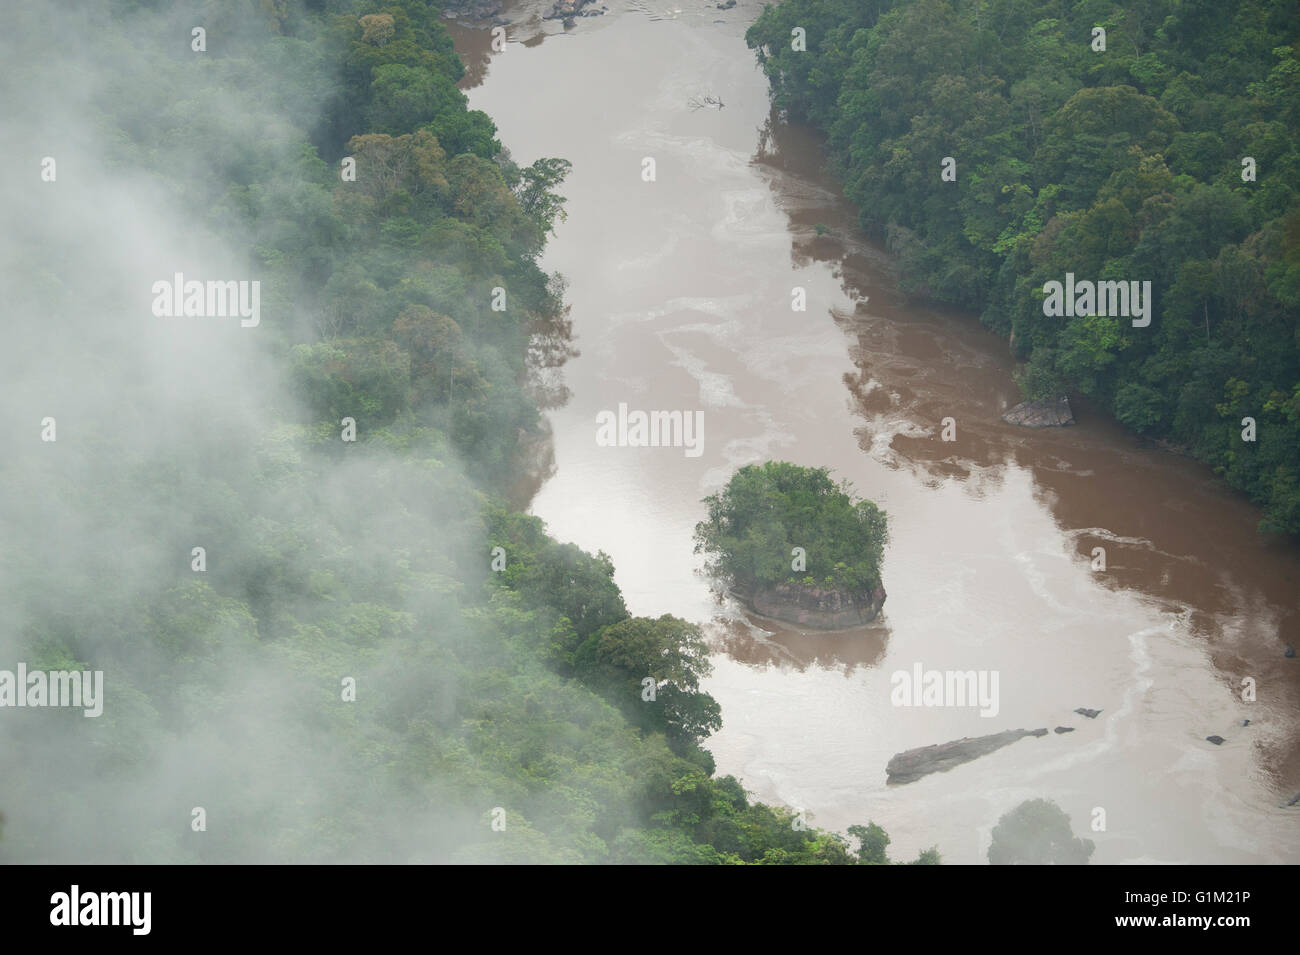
[0,0,564,863]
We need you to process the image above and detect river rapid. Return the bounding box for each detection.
[449,0,1300,864]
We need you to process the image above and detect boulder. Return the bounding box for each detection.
[886,728,1048,784]
[1074,707,1102,719]
[1002,396,1074,428]
[1206,735,1225,745]
[1054,726,1075,734]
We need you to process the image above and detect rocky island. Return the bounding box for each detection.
[693,461,888,629]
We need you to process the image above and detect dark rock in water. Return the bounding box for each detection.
[1002,396,1074,428]
[687,94,725,111]
[1075,707,1102,719]
[716,0,736,7]
[1287,792,1300,807]
[441,0,504,20]
[886,728,1048,784]
[1206,735,1225,745]
[544,0,606,20]
[1054,726,1075,734]
[1242,719,1251,727]
[748,581,886,629]
[1286,644,1296,658]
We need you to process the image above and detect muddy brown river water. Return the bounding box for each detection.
[450,0,1300,863]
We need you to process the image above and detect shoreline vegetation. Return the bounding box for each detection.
[694,462,889,629]
[746,0,1300,536]
[1,0,924,865]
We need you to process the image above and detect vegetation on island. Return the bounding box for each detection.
[693,461,889,600]
[747,0,1300,535]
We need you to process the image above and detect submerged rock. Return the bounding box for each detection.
[1002,396,1074,428]
[1054,726,1075,734]
[886,728,1048,784]
[1074,707,1102,719]
[1206,735,1226,745]
[687,94,725,110]
[748,581,886,629]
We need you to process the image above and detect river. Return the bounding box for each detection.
[449,0,1300,864]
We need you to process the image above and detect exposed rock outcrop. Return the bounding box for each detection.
[886,728,1048,784]
[1002,396,1074,428]
[543,0,606,20]
[747,581,886,629]
[440,0,504,21]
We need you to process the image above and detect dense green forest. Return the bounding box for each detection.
[0,0,931,864]
[747,0,1300,534]
[694,462,889,599]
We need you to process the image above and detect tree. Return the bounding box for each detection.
[367,64,464,136]
[359,13,395,46]
[514,157,573,237]
[848,821,942,864]
[574,615,721,745]
[391,304,463,404]
[988,799,1095,865]
[290,338,411,425]
[848,822,891,864]
[344,130,449,210]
